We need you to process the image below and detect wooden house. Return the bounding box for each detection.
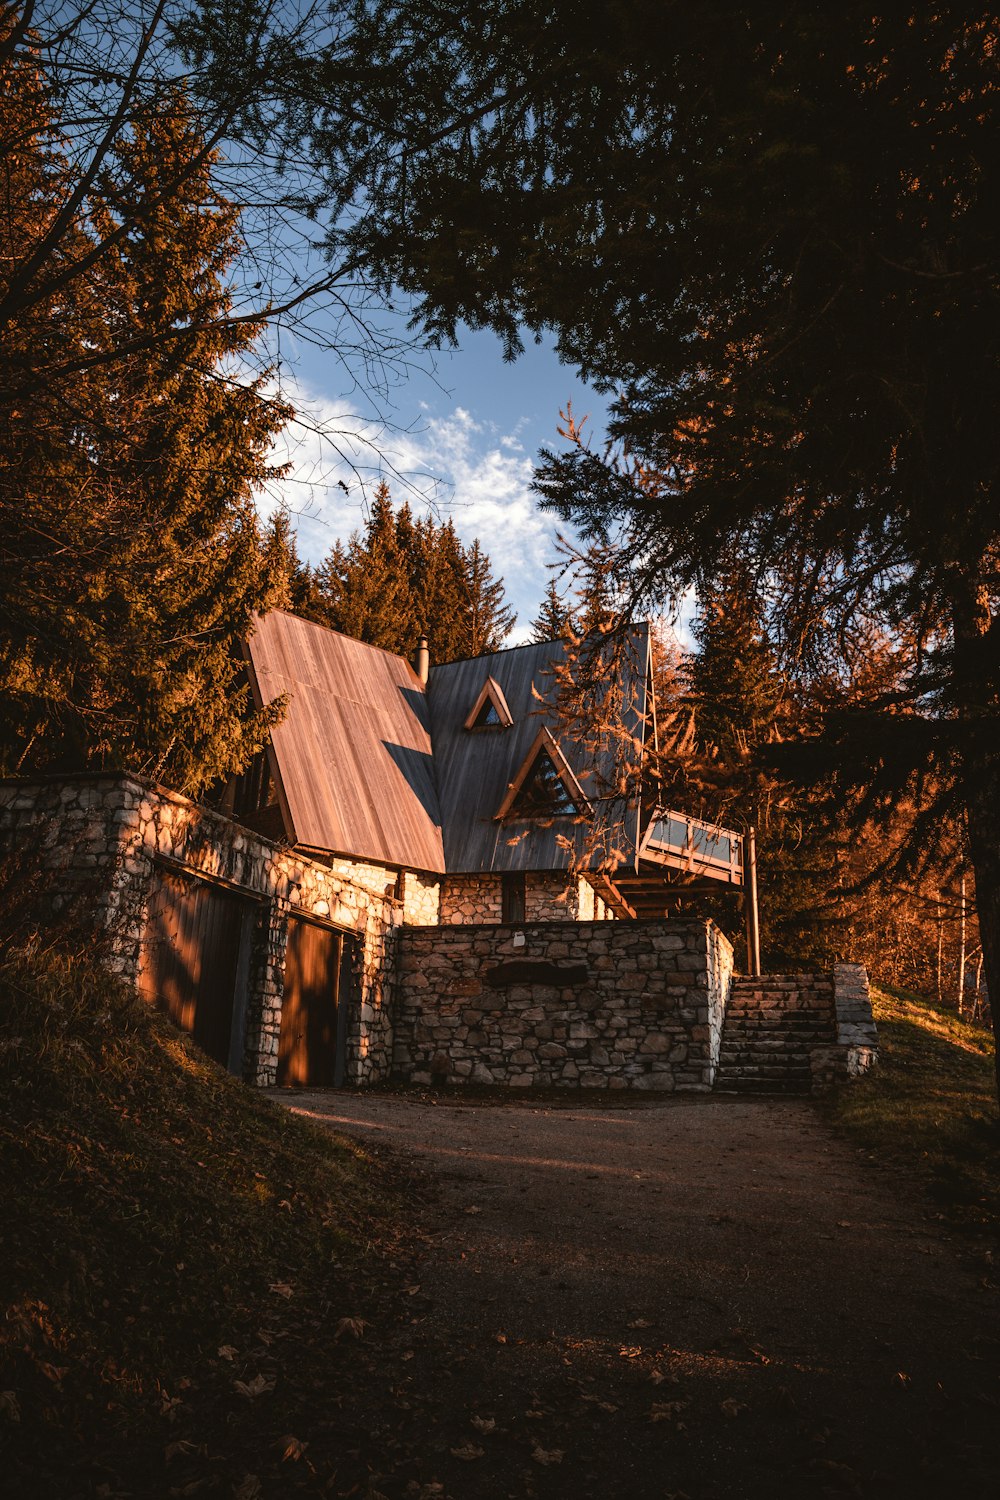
[229,609,747,924]
[4,612,789,1094]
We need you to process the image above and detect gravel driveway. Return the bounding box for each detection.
[277,1089,998,1499]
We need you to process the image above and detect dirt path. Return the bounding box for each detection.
[278,1090,998,1499]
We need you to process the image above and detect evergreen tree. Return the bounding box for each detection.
[461,539,517,657]
[531,579,574,644]
[309,482,514,662]
[689,580,783,760]
[572,543,620,638]
[0,72,291,793]
[331,4,1000,1084]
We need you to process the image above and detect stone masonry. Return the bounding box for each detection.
[1,774,876,1098]
[392,918,735,1091]
[0,773,414,1085]
[715,965,879,1095]
[439,873,613,925]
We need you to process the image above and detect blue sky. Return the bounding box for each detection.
[265,320,611,643]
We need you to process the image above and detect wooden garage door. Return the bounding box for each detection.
[139,865,252,1070]
[277,916,351,1087]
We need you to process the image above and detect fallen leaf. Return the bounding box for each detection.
[234,1374,275,1400]
[217,1345,238,1362]
[619,1346,642,1359]
[720,1398,747,1418]
[494,1333,507,1345]
[164,1440,198,1462]
[470,1415,496,1434]
[234,1477,262,1500]
[627,1318,653,1329]
[335,1317,368,1340]
[269,1282,294,1299]
[281,1435,308,1461]
[449,1443,484,1461]
[524,1409,546,1420]
[650,1401,688,1423]
[531,1445,565,1466]
[464,1204,482,1215]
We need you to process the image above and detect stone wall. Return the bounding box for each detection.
[439,873,614,925]
[392,918,734,1091]
[399,870,441,926]
[440,874,501,924]
[0,774,410,1085]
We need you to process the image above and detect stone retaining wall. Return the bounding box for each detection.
[0,774,408,1085]
[392,918,734,1091]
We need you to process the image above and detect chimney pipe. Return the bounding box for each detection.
[415,633,429,685]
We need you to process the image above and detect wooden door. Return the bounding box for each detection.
[139,865,250,1070]
[277,916,348,1087]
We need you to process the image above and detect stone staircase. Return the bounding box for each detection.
[714,975,838,1095]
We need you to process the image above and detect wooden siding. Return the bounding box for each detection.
[245,611,445,872]
[426,628,651,874]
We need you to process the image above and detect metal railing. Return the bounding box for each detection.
[640,808,744,884]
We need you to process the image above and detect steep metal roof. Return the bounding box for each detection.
[245,613,652,876]
[426,627,651,874]
[245,611,445,871]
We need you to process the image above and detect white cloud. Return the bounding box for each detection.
[261,378,565,635]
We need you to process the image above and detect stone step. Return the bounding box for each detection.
[723,1016,832,1032]
[719,1047,811,1064]
[719,1056,815,1068]
[714,1074,812,1096]
[725,1005,833,1020]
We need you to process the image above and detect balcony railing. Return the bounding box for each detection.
[639,809,744,885]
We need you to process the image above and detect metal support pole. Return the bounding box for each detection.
[745,825,761,977]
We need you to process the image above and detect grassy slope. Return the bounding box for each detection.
[0,945,419,1498]
[824,984,1000,1234]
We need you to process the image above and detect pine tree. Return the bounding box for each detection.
[308,483,513,662]
[0,75,292,793]
[531,579,574,643]
[688,580,783,759]
[461,539,516,657]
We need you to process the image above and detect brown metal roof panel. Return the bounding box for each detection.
[246,612,445,872]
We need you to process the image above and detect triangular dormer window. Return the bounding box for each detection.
[495,729,591,820]
[464,675,513,731]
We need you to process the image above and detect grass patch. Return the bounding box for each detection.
[824,984,999,1235]
[0,943,421,1497]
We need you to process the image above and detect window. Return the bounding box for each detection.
[464,675,513,731]
[501,872,526,924]
[495,729,592,821]
[472,697,503,728]
[510,749,581,816]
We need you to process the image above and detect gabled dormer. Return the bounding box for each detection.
[464,674,513,731]
[495,728,591,820]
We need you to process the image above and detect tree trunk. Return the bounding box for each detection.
[949,580,1000,1107]
[957,873,967,1020]
[963,774,1000,1110]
